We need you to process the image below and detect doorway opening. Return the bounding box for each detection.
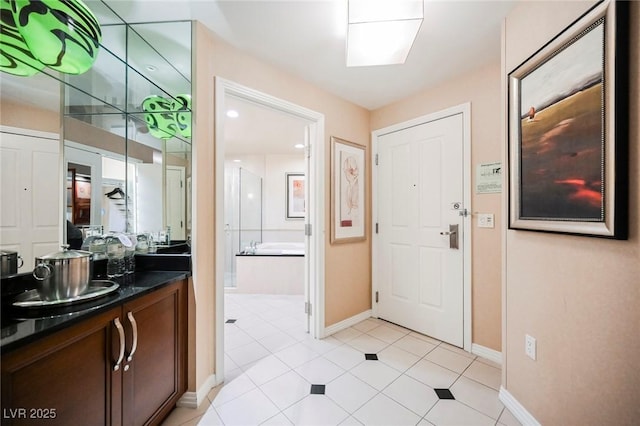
[214,78,326,383]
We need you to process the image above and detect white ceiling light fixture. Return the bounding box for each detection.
[346,0,423,67]
[294,143,305,149]
[226,110,239,118]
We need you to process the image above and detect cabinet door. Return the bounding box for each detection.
[1,307,122,426]
[121,280,186,426]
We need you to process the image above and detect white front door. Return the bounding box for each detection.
[0,128,60,271]
[376,112,466,347]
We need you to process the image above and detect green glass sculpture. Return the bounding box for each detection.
[172,94,192,139]
[142,95,177,140]
[13,0,101,74]
[0,0,44,76]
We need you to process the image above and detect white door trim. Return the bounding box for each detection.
[371,102,472,351]
[166,165,186,240]
[214,78,326,384]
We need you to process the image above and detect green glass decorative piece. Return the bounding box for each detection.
[172,94,192,139]
[13,0,101,75]
[142,95,177,140]
[0,0,44,76]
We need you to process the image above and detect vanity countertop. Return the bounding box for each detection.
[0,270,189,354]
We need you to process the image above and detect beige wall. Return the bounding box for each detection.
[63,117,157,163]
[1,99,59,132]
[371,62,503,351]
[503,1,640,423]
[190,23,372,392]
[190,22,217,392]
[207,31,372,327]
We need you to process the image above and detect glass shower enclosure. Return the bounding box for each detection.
[224,168,262,288]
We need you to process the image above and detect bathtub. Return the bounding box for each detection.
[233,242,305,294]
[254,242,305,256]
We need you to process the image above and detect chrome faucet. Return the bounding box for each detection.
[245,241,257,255]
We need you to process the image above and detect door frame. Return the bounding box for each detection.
[64,142,104,227]
[371,103,472,351]
[214,78,326,383]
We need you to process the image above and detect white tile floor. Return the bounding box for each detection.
[162,294,522,426]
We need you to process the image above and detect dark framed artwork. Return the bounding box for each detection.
[286,173,305,219]
[508,0,628,239]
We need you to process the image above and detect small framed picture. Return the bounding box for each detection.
[286,173,305,219]
[331,136,365,243]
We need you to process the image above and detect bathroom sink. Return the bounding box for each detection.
[134,252,191,272]
[155,242,190,254]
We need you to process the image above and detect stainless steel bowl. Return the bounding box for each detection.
[33,245,93,301]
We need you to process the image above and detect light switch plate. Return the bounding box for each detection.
[478,213,495,228]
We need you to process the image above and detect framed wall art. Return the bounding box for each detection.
[286,172,305,219]
[331,136,365,243]
[507,0,628,239]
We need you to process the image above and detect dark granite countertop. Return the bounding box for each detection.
[235,253,304,257]
[1,270,189,354]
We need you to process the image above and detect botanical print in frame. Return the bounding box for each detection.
[286,173,305,219]
[331,136,365,243]
[508,0,628,239]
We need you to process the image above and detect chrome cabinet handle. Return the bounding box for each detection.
[126,311,138,362]
[113,318,125,371]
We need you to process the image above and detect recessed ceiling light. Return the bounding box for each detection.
[226,110,239,118]
[233,159,241,163]
[145,64,157,72]
[294,144,305,149]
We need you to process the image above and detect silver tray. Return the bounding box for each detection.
[13,280,120,308]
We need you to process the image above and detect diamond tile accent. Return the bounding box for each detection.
[225,319,237,323]
[310,384,326,395]
[434,388,455,400]
[365,353,378,361]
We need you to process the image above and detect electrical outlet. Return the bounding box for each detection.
[525,334,536,360]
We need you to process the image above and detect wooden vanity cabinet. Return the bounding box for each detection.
[1,279,187,426]
[121,281,188,426]
[1,306,120,426]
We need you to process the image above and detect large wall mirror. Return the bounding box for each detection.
[0,0,191,270]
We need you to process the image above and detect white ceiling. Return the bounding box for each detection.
[105,0,517,111]
[224,95,309,156]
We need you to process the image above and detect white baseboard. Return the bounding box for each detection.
[323,310,372,337]
[471,343,502,365]
[177,374,217,409]
[499,387,541,426]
